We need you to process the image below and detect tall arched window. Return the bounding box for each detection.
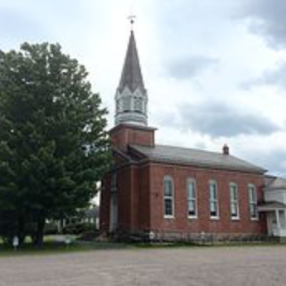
[164,176,174,218]
[230,183,239,220]
[248,184,258,220]
[209,180,219,219]
[122,97,131,111]
[187,178,197,218]
[134,97,143,112]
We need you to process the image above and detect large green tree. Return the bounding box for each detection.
[0,43,110,245]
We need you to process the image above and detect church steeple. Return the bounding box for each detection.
[118,30,145,94]
[115,26,148,126]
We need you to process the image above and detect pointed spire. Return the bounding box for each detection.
[118,30,145,93]
[115,26,148,127]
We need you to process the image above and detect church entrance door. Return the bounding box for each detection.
[110,193,118,232]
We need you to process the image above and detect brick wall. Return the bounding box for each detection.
[110,124,155,151]
[101,160,267,237]
[100,165,134,233]
[100,163,150,234]
[148,162,267,236]
[101,122,267,239]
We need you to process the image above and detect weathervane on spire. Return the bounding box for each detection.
[128,15,136,29]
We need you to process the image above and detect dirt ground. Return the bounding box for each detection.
[0,246,285,286]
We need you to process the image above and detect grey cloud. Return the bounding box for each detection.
[242,0,286,48]
[262,63,286,88]
[161,102,279,137]
[247,149,286,177]
[167,56,219,79]
[242,62,286,90]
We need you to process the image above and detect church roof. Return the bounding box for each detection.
[118,30,145,93]
[130,144,266,174]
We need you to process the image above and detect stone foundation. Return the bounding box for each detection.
[114,230,271,244]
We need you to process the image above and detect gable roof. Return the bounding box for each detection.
[130,144,266,174]
[118,30,145,93]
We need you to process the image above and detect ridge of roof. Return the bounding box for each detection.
[129,144,266,174]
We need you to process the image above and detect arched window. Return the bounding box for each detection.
[134,97,143,112]
[209,180,219,219]
[164,176,174,218]
[187,178,197,218]
[248,184,258,220]
[230,183,239,220]
[122,97,131,111]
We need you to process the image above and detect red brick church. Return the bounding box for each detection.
[100,27,286,242]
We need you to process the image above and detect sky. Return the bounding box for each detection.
[1,0,286,177]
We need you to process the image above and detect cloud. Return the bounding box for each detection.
[166,56,219,79]
[244,148,286,177]
[243,62,286,90]
[0,7,46,41]
[160,102,280,137]
[242,0,286,48]
[262,150,286,177]
[261,63,286,88]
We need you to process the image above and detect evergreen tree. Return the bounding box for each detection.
[0,43,111,245]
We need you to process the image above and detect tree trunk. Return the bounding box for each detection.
[32,217,46,246]
[17,216,26,246]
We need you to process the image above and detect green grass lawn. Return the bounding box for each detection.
[0,236,284,257]
[0,242,135,257]
[0,235,133,257]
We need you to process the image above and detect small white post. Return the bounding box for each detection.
[13,236,19,251]
[276,209,281,229]
[65,236,71,249]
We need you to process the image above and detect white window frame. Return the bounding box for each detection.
[164,176,175,219]
[187,178,197,219]
[230,183,239,220]
[209,180,219,219]
[248,184,258,221]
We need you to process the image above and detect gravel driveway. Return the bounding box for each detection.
[0,246,285,286]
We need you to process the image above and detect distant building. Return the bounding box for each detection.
[100,27,286,242]
[259,176,286,240]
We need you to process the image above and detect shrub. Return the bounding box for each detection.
[62,222,95,235]
[44,222,59,235]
